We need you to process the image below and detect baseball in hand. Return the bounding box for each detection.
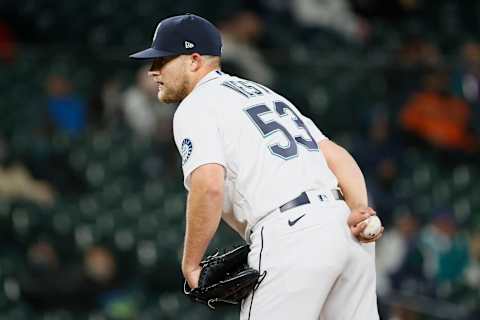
[361,215,382,239]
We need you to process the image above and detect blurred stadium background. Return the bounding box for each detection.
[1,0,480,319]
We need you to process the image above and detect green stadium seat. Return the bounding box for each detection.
[157,292,182,319]
[74,224,95,250]
[142,181,166,209]
[0,199,12,224]
[451,165,472,194]
[121,195,144,219]
[113,229,136,253]
[0,303,32,320]
[68,148,89,172]
[85,162,106,189]
[93,211,116,240]
[51,212,74,237]
[10,205,36,242]
[162,194,185,222]
[136,213,160,238]
[106,149,130,175]
[453,198,472,224]
[411,194,433,218]
[98,182,124,209]
[411,164,435,192]
[78,196,100,222]
[431,180,453,207]
[41,309,75,320]
[136,240,158,269]
[392,177,414,200]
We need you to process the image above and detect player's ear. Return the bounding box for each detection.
[189,53,202,72]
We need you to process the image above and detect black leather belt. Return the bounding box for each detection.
[279,190,344,213]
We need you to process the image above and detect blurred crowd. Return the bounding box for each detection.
[1,0,480,319]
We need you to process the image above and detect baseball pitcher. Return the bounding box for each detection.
[130,14,381,319]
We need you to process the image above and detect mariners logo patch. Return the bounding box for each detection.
[181,138,193,165]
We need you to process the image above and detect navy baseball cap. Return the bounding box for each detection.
[129,14,222,59]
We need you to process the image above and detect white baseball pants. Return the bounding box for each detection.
[240,190,379,320]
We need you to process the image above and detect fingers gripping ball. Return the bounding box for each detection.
[361,215,382,239]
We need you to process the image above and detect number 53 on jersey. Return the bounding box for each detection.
[244,101,319,160]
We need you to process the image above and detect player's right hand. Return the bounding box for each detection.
[348,206,383,243]
[183,266,202,289]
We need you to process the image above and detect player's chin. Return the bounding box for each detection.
[158,91,180,104]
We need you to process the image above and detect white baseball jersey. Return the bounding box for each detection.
[173,70,338,235]
[174,70,379,320]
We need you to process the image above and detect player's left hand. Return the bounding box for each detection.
[348,206,384,243]
[183,266,202,289]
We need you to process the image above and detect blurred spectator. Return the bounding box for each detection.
[27,241,60,272]
[0,20,16,63]
[290,0,371,42]
[83,246,137,319]
[122,65,175,141]
[21,241,78,310]
[420,210,469,295]
[18,137,88,197]
[21,244,135,317]
[462,231,480,320]
[260,0,291,14]
[451,42,480,137]
[101,77,124,127]
[351,0,426,21]
[0,134,7,161]
[0,163,56,207]
[84,246,117,288]
[218,10,274,85]
[352,110,401,221]
[376,211,423,296]
[397,38,442,73]
[464,230,480,289]
[88,76,122,131]
[387,37,443,108]
[0,134,56,207]
[386,304,421,320]
[400,67,478,155]
[46,74,87,137]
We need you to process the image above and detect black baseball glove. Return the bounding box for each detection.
[184,244,265,309]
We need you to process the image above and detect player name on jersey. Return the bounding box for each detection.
[221,80,271,98]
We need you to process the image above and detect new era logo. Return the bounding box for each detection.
[185,41,195,49]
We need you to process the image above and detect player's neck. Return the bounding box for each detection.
[188,66,221,92]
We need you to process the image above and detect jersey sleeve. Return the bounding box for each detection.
[302,116,328,142]
[173,105,226,190]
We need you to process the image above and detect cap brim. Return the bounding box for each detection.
[129,47,177,60]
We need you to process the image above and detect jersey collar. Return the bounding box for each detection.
[194,69,224,89]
